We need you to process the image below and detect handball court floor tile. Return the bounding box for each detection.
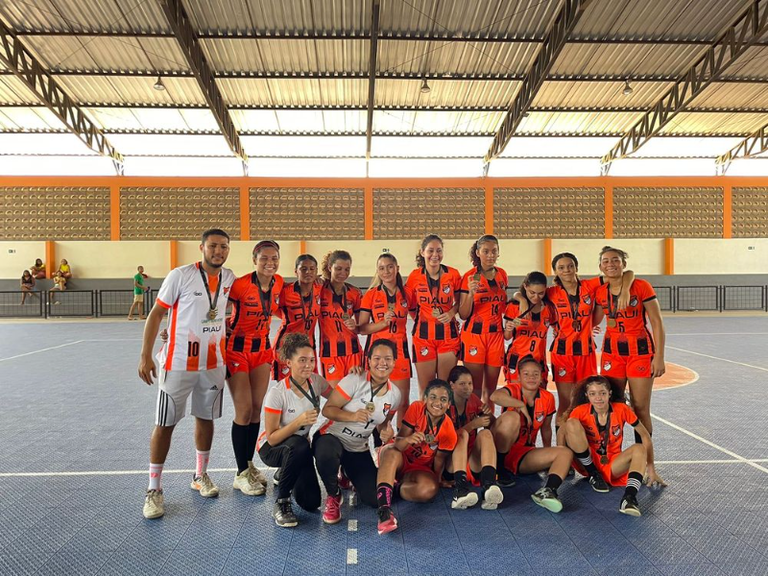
[0,315,766,575]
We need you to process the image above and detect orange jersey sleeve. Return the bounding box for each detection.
[227,273,284,351]
[460,266,508,332]
[406,266,462,342]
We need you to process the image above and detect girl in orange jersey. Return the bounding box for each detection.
[273,254,322,380]
[458,235,508,404]
[547,252,633,430]
[563,376,665,516]
[593,246,666,441]
[226,240,284,497]
[319,250,363,387]
[404,234,462,395]
[503,271,557,388]
[358,253,411,428]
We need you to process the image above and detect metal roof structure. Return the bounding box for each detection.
[0,0,766,176]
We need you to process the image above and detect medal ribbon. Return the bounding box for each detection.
[592,406,612,458]
[258,275,275,320]
[567,282,581,329]
[424,406,445,443]
[291,376,319,410]
[298,283,313,331]
[198,265,222,317]
[607,288,619,323]
[426,267,442,311]
[369,379,388,403]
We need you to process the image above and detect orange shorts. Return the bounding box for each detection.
[412,334,460,363]
[573,449,629,487]
[320,353,363,381]
[504,443,536,475]
[226,349,273,376]
[600,352,653,380]
[551,352,597,384]
[460,331,505,368]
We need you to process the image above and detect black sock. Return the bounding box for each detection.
[247,422,260,461]
[624,471,643,498]
[442,469,455,482]
[574,449,598,476]
[231,422,250,474]
[545,473,563,492]
[376,483,393,508]
[454,470,467,486]
[480,465,496,488]
[497,451,509,473]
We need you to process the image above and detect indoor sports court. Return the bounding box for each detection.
[1,0,768,575]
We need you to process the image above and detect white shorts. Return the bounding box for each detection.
[155,366,226,426]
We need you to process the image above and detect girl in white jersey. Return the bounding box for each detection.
[257,333,329,527]
[314,339,401,525]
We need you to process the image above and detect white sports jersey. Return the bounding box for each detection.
[317,373,401,452]
[156,262,235,372]
[257,373,329,451]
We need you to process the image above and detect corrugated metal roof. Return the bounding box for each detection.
[373,109,503,134]
[660,112,768,136]
[243,135,365,157]
[86,107,221,132]
[551,43,703,78]
[688,82,768,109]
[106,133,232,156]
[532,80,673,108]
[517,111,639,135]
[0,77,41,104]
[54,76,207,106]
[375,79,520,108]
[219,78,366,107]
[0,107,64,131]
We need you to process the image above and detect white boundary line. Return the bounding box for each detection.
[0,340,83,363]
[652,413,768,474]
[666,345,768,373]
[667,332,768,336]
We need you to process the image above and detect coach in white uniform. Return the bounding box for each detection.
[138,228,236,519]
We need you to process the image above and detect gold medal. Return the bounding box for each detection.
[473,273,481,282]
[366,401,375,413]
[600,455,609,465]
[341,313,350,321]
[425,433,435,444]
[387,303,395,313]
[607,318,617,328]
[207,308,218,320]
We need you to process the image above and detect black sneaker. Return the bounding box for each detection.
[451,482,479,510]
[619,494,641,517]
[272,468,281,486]
[273,498,298,527]
[497,468,516,488]
[588,474,610,493]
[531,487,563,513]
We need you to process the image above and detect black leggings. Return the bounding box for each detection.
[258,434,321,511]
[312,432,378,508]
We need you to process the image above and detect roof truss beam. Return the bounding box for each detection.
[0,21,124,173]
[715,121,768,174]
[158,0,247,171]
[483,0,594,169]
[366,0,381,165]
[600,0,768,175]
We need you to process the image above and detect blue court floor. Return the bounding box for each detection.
[0,316,767,576]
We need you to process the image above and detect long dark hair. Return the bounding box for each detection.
[551,252,578,287]
[571,375,621,408]
[321,250,352,282]
[469,234,498,268]
[416,234,443,268]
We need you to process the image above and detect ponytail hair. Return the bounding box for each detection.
[416,234,443,268]
[518,271,547,304]
[469,234,499,267]
[321,250,352,282]
[551,252,579,287]
[369,253,406,300]
[598,245,629,266]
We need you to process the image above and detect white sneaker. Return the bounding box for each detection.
[248,461,267,487]
[143,489,164,519]
[191,473,219,497]
[233,468,266,496]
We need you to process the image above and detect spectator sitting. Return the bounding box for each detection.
[30,259,46,280]
[20,270,39,305]
[51,271,67,291]
[127,265,149,320]
[58,259,72,279]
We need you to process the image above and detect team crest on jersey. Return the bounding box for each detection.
[630,296,638,307]
[510,367,516,374]
[328,365,336,374]
[442,285,450,294]
[611,425,621,437]
[603,362,612,371]
[281,366,290,374]
[316,295,321,305]
[224,287,230,295]
[558,368,566,377]
[536,412,545,423]
[469,347,478,356]
[544,319,550,327]
[383,403,392,414]
[583,295,591,305]
[420,347,429,356]
[275,296,280,305]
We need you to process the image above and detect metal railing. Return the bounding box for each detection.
[98,289,155,317]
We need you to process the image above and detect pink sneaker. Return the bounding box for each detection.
[322,492,343,524]
[338,469,352,490]
[377,506,398,535]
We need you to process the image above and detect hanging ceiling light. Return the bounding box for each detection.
[153,75,166,91]
[622,79,633,96]
[420,78,431,94]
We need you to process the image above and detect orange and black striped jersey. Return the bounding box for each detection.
[459,266,508,334]
[275,280,322,351]
[401,401,458,466]
[446,393,484,451]
[503,301,557,367]
[227,273,284,353]
[569,402,639,457]
[360,284,410,359]
[547,277,603,357]
[404,265,462,341]
[501,383,556,447]
[595,279,657,356]
[319,281,363,358]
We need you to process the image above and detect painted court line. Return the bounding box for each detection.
[348,520,358,532]
[0,340,83,363]
[667,332,768,336]
[652,413,768,474]
[666,345,768,373]
[346,549,358,565]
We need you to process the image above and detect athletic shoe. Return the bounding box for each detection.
[588,474,610,493]
[497,469,516,488]
[248,461,267,487]
[272,468,281,486]
[143,489,164,519]
[322,492,343,524]
[619,494,642,517]
[338,469,352,490]
[531,487,563,513]
[233,468,266,496]
[481,484,504,510]
[451,484,479,510]
[273,498,298,527]
[377,506,398,535]
[191,473,219,497]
